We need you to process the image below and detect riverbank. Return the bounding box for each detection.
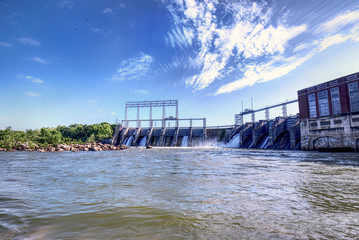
[0,142,129,152]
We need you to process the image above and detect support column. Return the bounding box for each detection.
[150,105,153,128]
[251,112,255,123]
[137,106,140,128]
[176,104,179,128]
[265,108,270,120]
[162,106,166,128]
[125,105,128,127]
[282,104,287,117]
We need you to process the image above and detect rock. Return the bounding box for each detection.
[56,148,64,152]
[89,146,98,151]
[62,145,71,151]
[83,147,89,151]
[146,145,152,149]
[0,148,5,151]
[8,149,15,152]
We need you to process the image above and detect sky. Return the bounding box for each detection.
[1,0,359,130]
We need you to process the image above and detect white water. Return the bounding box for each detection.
[223,133,240,148]
[124,136,133,146]
[138,137,147,147]
[181,136,188,147]
[260,136,269,149]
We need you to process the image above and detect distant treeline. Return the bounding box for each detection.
[0,123,118,149]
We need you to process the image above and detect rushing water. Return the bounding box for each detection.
[1,148,358,239]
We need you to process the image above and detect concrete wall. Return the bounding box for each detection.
[300,113,359,150]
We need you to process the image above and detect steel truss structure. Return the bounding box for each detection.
[124,100,178,128]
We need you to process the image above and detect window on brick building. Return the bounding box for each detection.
[330,87,341,115]
[318,90,329,116]
[348,82,359,112]
[308,93,317,118]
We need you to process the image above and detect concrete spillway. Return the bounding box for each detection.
[111,116,300,149]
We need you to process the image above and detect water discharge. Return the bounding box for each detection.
[138,136,147,147]
[1,149,358,239]
[224,133,239,148]
[124,136,133,146]
[181,136,188,147]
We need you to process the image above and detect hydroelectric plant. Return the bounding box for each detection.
[112,72,359,151]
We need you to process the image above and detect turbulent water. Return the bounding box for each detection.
[1,148,358,239]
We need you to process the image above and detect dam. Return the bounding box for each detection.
[111,100,300,150]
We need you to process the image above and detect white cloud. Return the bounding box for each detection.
[91,28,103,33]
[166,0,306,90]
[165,1,359,95]
[135,89,150,94]
[32,78,44,84]
[215,52,314,95]
[103,8,113,15]
[165,27,194,48]
[0,41,13,47]
[119,3,125,8]
[24,91,39,97]
[58,0,73,9]
[320,9,359,33]
[25,75,44,84]
[293,43,309,52]
[111,112,116,116]
[112,53,154,81]
[317,34,351,52]
[32,57,48,64]
[18,37,40,46]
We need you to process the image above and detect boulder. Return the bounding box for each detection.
[62,145,71,151]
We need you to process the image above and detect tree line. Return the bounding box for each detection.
[0,122,118,149]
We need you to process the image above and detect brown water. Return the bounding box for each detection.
[0,148,358,239]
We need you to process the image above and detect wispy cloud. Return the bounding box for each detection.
[320,9,359,33]
[18,37,41,46]
[165,1,359,95]
[0,41,13,47]
[58,0,73,9]
[24,91,40,97]
[135,89,150,94]
[25,75,44,84]
[112,53,154,81]
[166,1,306,91]
[91,28,103,33]
[111,112,116,116]
[103,8,113,15]
[31,56,48,64]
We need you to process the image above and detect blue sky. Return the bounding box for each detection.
[1,0,359,130]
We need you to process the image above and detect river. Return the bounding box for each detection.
[1,148,358,239]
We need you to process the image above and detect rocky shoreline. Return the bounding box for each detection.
[0,142,130,152]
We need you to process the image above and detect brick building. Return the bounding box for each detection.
[297,72,359,150]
